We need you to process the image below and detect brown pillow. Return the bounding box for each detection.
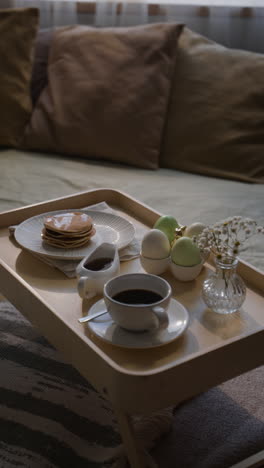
[31,28,55,106]
[161,28,264,183]
[22,23,183,169]
[0,7,39,147]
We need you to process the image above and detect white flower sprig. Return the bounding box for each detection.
[194,216,264,260]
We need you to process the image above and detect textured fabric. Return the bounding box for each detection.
[0,299,173,468]
[31,28,55,106]
[0,300,120,467]
[154,367,264,468]
[161,28,264,183]
[0,148,263,272]
[23,23,183,169]
[0,7,39,147]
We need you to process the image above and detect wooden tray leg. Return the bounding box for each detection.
[115,408,147,468]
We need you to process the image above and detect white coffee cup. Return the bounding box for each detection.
[104,273,171,332]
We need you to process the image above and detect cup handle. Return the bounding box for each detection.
[77,277,96,299]
[151,306,169,330]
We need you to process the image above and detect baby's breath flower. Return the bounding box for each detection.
[195,216,264,260]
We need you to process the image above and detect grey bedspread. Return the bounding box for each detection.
[1,149,263,271]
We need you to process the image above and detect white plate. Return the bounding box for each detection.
[86,298,189,349]
[14,209,135,260]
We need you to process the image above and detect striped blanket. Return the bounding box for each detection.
[0,301,174,468]
[0,301,122,467]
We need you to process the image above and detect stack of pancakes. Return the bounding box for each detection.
[42,212,96,249]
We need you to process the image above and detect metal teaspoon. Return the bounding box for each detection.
[78,310,108,323]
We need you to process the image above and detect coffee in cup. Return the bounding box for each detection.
[104,273,171,332]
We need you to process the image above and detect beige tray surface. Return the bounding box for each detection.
[0,188,263,413]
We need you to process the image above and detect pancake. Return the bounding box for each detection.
[43,228,93,238]
[42,235,95,249]
[44,212,93,233]
[42,212,96,249]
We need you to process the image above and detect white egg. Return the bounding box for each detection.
[185,222,206,238]
[141,229,171,259]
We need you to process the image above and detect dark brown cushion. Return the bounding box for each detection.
[0,7,39,147]
[22,23,183,169]
[31,28,54,106]
[161,28,264,183]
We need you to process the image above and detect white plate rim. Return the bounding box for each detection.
[14,209,135,260]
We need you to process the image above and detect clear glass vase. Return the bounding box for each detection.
[202,256,246,314]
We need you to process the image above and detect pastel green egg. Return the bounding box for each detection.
[171,236,201,267]
[153,215,179,244]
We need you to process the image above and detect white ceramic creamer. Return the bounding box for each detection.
[76,243,120,299]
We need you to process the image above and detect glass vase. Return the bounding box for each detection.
[202,256,246,314]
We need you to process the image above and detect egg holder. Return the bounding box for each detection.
[140,251,208,282]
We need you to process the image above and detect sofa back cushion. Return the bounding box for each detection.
[23,23,183,169]
[161,28,264,183]
[0,7,39,147]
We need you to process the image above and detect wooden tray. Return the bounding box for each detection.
[0,188,263,415]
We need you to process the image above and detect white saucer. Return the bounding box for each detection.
[86,298,189,349]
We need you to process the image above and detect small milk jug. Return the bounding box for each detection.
[76,243,120,299]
